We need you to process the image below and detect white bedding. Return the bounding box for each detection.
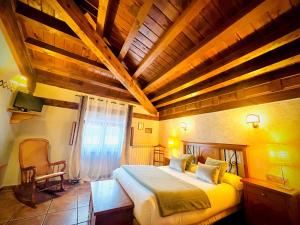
[113,166,242,225]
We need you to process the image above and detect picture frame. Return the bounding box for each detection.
[145,128,152,133]
[137,122,144,130]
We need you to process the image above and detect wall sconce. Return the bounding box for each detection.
[180,122,187,131]
[246,114,260,128]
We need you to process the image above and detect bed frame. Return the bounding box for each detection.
[133,141,248,225]
[182,141,248,178]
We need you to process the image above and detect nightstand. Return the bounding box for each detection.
[241,178,299,225]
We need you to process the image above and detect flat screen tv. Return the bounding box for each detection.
[13,92,44,112]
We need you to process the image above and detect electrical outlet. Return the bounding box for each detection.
[266,174,286,184]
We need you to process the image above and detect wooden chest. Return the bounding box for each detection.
[90,179,134,225]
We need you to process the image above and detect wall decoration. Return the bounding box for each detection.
[138,122,144,130]
[69,121,77,145]
[145,128,152,133]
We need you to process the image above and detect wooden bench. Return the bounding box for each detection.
[90,179,134,225]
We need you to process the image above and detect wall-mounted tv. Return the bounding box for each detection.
[13,91,44,112]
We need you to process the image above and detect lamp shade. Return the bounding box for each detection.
[180,122,187,131]
[246,114,260,123]
[246,114,260,128]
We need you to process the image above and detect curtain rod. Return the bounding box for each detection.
[75,94,132,106]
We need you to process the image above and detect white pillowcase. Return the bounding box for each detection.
[169,157,186,173]
[222,172,243,190]
[195,163,220,184]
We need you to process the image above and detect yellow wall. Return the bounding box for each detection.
[159,98,300,189]
[132,118,159,146]
[0,30,21,187]
[3,105,77,186]
[2,84,159,186]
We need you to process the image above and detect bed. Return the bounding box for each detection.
[113,141,248,225]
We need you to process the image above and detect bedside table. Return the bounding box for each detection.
[241,178,299,225]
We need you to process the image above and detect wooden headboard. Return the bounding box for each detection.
[182,141,248,177]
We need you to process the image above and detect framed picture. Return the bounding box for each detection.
[145,128,152,133]
[137,122,144,130]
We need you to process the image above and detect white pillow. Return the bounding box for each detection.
[222,172,243,191]
[169,157,186,173]
[195,163,220,184]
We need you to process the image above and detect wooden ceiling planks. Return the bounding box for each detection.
[143,0,293,95]
[151,7,300,102]
[136,0,240,84]
[50,0,157,115]
[159,65,300,120]
[118,0,154,60]
[2,0,299,119]
[159,63,300,111]
[132,0,210,79]
[155,39,300,108]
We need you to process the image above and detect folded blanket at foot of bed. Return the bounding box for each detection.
[122,165,211,217]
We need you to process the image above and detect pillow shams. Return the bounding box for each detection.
[205,157,228,183]
[195,163,220,184]
[169,158,186,172]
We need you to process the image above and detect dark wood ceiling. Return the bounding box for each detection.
[1,0,300,118]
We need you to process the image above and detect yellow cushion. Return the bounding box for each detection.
[196,163,220,184]
[35,172,65,181]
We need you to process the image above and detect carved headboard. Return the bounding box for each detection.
[182,141,248,178]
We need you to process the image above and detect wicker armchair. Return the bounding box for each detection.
[15,138,66,207]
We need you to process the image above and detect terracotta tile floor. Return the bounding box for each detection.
[0,182,91,225]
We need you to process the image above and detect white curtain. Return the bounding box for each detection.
[80,98,128,181]
[68,96,88,180]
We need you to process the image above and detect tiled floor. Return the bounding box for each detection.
[0,182,246,225]
[0,182,91,225]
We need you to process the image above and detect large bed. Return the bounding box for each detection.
[113,141,248,225]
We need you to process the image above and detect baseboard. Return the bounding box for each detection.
[0,184,16,191]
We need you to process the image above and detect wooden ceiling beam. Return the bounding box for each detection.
[150,7,300,102]
[159,85,300,120]
[155,41,300,108]
[143,0,275,94]
[36,70,138,104]
[25,37,113,78]
[132,0,210,79]
[31,61,128,93]
[15,0,77,39]
[158,63,300,111]
[96,0,110,36]
[0,0,36,92]
[118,0,154,60]
[50,0,157,115]
[84,12,96,30]
[159,64,300,119]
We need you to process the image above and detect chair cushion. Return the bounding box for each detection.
[35,172,65,181]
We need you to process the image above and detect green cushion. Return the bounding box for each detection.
[179,154,194,170]
[205,157,228,183]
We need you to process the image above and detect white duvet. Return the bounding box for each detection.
[113,166,242,225]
